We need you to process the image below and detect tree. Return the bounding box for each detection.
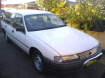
[77,0,105,17]
[35,0,69,20]
[73,0,105,31]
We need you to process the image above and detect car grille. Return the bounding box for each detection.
[78,49,97,60]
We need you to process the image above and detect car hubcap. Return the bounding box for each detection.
[34,55,43,71]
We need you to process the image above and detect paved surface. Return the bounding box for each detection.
[0,32,105,78]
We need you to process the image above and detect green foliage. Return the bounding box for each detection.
[74,0,105,31]
[35,0,68,21]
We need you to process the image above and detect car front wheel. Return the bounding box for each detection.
[32,53,45,73]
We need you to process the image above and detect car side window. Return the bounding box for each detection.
[3,12,13,25]
[12,14,24,28]
[4,12,12,18]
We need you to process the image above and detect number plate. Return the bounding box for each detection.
[86,59,96,66]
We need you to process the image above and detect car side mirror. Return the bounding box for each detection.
[12,22,25,32]
[16,26,25,32]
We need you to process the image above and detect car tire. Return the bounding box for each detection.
[31,52,45,73]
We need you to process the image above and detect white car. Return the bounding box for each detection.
[1,9,103,72]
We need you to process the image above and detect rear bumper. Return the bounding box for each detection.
[44,51,103,71]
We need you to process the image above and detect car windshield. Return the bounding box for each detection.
[24,14,66,31]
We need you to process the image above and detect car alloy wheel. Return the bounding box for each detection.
[33,54,44,72]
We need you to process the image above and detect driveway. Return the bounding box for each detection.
[0,32,105,78]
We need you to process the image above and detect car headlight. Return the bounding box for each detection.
[54,54,79,63]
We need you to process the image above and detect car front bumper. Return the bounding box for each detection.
[44,51,103,71]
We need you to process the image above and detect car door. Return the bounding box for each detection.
[12,14,28,52]
[2,12,15,40]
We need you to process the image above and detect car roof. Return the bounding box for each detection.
[3,9,52,16]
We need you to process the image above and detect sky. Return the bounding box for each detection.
[2,0,76,5]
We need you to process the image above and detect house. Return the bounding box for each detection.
[1,0,38,9]
[66,0,79,7]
